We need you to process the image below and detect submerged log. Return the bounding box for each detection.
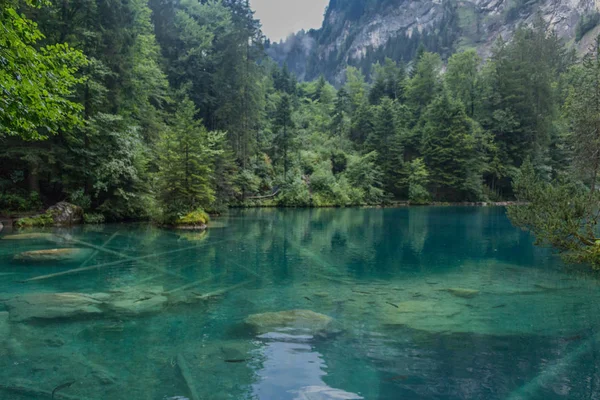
[176,354,200,400]
[59,236,187,280]
[506,332,600,400]
[78,231,120,268]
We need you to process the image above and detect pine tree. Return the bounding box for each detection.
[273,94,295,180]
[421,88,480,200]
[157,98,224,218]
[366,97,402,195]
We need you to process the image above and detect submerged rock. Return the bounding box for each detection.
[6,293,104,322]
[4,286,172,322]
[13,248,91,263]
[245,309,333,335]
[442,288,480,299]
[107,286,168,315]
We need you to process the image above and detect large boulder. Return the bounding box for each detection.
[13,248,92,263]
[245,309,333,335]
[47,202,83,226]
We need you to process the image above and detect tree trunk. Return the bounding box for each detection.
[28,163,40,194]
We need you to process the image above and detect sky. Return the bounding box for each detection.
[249,0,329,42]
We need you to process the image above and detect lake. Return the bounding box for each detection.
[1,207,599,400]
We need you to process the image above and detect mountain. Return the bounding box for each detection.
[266,0,600,83]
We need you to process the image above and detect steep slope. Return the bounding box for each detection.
[267,0,599,82]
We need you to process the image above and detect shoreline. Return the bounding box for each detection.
[0,202,520,228]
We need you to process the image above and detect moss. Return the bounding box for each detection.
[14,212,54,228]
[175,209,210,226]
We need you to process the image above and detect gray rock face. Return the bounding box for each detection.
[47,202,84,226]
[279,0,598,82]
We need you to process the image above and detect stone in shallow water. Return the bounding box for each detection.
[245,309,333,335]
[107,286,168,315]
[13,248,91,263]
[442,288,480,299]
[6,293,104,322]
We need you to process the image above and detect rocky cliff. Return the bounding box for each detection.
[267,0,600,82]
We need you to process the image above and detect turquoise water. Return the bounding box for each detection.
[1,207,600,399]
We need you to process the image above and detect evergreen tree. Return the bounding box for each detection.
[272,94,295,180]
[156,98,224,218]
[446,50,481,118]
[366,97,401,195]
[421,89,480,200]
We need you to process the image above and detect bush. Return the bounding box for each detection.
[15,212,54,228]
[277,176,311,207]
[0,191,43,212]
[175,209,210,226]
[69,189,92,211]
[84,213,106,224]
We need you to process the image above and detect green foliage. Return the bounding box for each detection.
[0,191,42,212]
[68,189,92,211]
[0,1,87,140]
[445,50,481,118]
[421,89,480,201]
[84,213,106,224]
[407,158,431,205]
[156,98,224,220]
[508,159,600,268]
[175,209,210,226]
[15,211,54,228]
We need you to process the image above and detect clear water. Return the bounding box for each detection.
[1,207,600,400]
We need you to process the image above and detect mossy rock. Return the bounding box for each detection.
[172,209,210,230]
[14,202,83,228]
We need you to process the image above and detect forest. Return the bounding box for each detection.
[1,0,599,233]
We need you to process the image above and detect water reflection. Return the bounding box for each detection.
[253,333,363,399]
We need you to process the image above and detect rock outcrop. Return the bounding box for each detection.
[270,0,599,83]
[47,202,84,226]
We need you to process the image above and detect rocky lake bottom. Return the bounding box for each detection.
[0,207,599,400]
